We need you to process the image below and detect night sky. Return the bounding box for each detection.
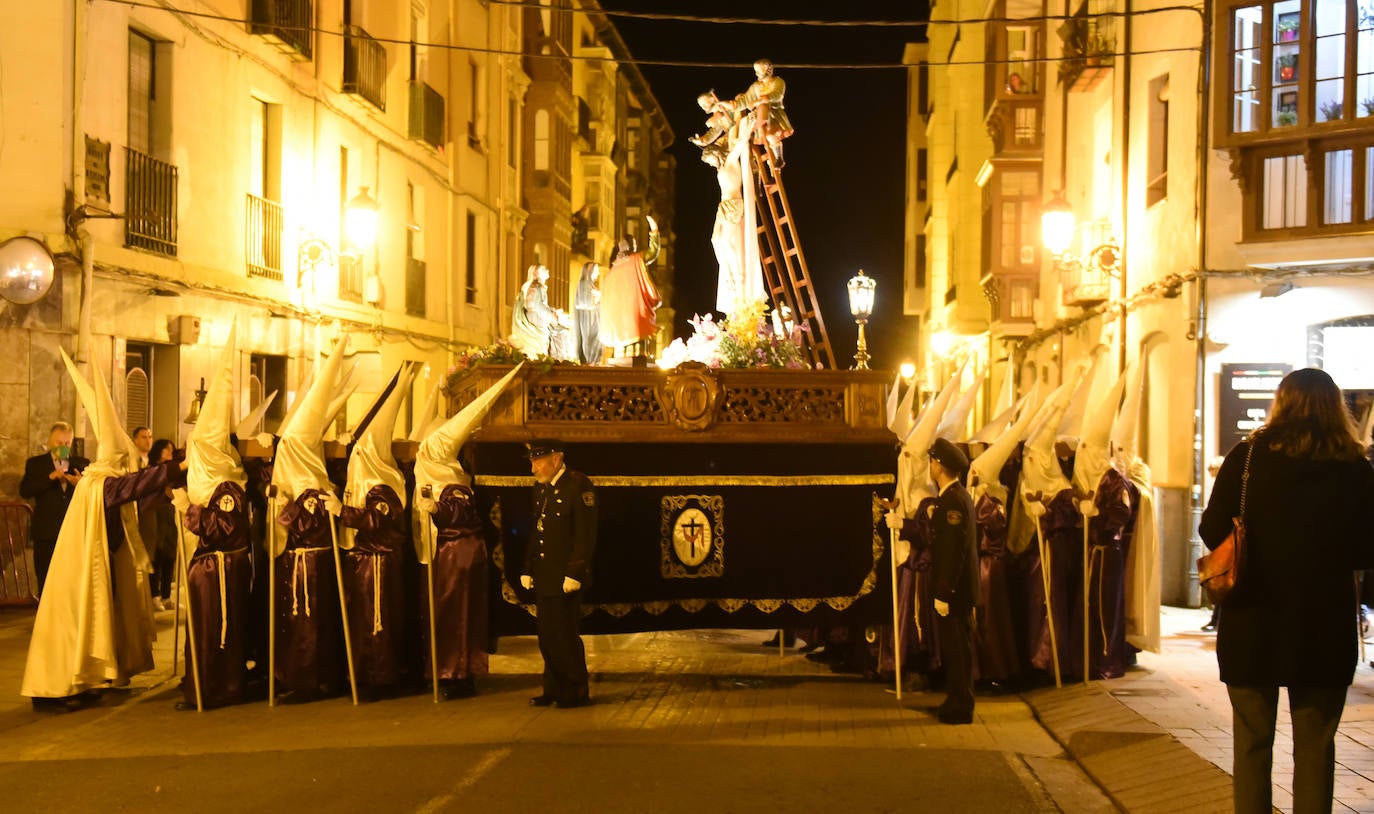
[597,0,930,371]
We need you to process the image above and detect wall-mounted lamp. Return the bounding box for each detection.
[846,269,877,370]
[899,361,916,382]
[1040,192,1121,278]
[345,187,380,252]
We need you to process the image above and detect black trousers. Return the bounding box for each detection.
[535,591,589,702]
[33,537,57,596]
[1228,683,1347,814]
[937,607,975,718]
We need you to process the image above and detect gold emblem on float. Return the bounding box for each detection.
[660,494,724,578]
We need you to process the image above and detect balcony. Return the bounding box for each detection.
[1059,4,1115,92]
[408,80,445,150]
[343,25,386,111]
[124,148,178,256]
[406,256,426,317]
[245,193,284,281]
[985,98,1043,155]
[249,0,313,61]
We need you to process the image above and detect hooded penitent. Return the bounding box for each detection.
[234,389,278,441]
[1072,367,1129,505]
[1056,345,1108,443]
[413,364,524,563]
[1111,359,1161,653]
[270,335,350,506]
[936,366,986,441]
[345,363,417,514]
[22,351,154,697]
[886,372,920,443]
[968,384,1039,506]
[187,324,247,507]
[895,363,965,518]
[1019,371,1083,520]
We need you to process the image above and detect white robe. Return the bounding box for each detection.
[21,471,153,697]
[1123,459,1161,653]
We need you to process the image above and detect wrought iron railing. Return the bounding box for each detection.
[343,25,387,111]
[125,147,179,256]
[408,80,445,150]
[246,193,284,281]
[249,0,313,61]
[0,502,36,607]
[406,257,427,316]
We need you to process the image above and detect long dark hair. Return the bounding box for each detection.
[1259,368,1365,460]
[149,438,176,463]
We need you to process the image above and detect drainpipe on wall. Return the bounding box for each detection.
[1187,1,1215,609]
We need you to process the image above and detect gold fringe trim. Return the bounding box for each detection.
[475,474,895,488]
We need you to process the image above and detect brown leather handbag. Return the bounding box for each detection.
[1198,441,1254,606]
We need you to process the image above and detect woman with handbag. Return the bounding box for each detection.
[1200,368,1374,813]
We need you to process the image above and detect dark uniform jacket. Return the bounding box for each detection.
[1201,436,1374,687]
[930,480,979,611]
[523,469,597,597]
[19,451,89,543]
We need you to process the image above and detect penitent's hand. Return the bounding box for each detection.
[520,575,534,591]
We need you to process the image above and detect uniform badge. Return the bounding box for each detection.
[582,492,595,507]
[946,509,963,526]
[377,501,390,516]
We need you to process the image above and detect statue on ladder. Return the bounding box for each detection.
[736,58,793,172]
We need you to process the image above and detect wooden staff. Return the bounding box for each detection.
[1079,493,1097,687]
[173,502,203,712]
[1030,504,1063,688]
[421,485,440,704]
[888,524,903,701]
[267,485,278,707]
[328,491,359,705]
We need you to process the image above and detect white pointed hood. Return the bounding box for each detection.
[1072,366,1128,503]
[885,370,903,430]
[937,366,985,441]
[970,389,1031,445]
[1057,344,1107,441]
[415,364,523,499]
[234,389,278,439]
[1111,358,1146,471]
[887,374,920,441]
[270,335,349,501]
[896,364,964,516]
[1019,370,1083,516]
[187,323,247,506]
[345,363,416,508]
[60,349,132,476]
[408,379,445,443]
[969,384,1040,505]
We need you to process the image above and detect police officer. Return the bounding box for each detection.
[519,439,597,708]
[928,437,979,725]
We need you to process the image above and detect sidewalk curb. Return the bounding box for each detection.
[1022,683,1234,814]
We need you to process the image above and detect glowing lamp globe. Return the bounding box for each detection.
[345,187,380,252]
[1040,193,1076,257]
[847,269,877,321]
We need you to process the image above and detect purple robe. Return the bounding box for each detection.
[103,461,178,549]
[1078,469,1137,679]
[1026,490,1082,678]
[182,481,252,708]
[973,494,1020,683]
[339,485,407,688]
[424,484,489,681]
[274,489,345,695]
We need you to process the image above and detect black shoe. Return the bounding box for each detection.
[805,648,834,663]
[761,634,780,647]
[529,694,556,707]
[1201,621,1217,632]
[31,696,85,713]
[441,679,477,700]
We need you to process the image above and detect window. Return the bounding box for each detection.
[468,59,485,146]
[1005,25,1039,94]
[465,211,477,304]
[1326,148,1354,222]
[915,234,927,288]
[339,147,363,299]
[999,170,1040,270]
[249,354,287,434]
[1009,279,1035,319]
[128,31,155,155]
[406,182,426,317]
[1147,74,1170,206]
[916,149,928,202]
[1261,153,1308,228]
[534,109,549,173]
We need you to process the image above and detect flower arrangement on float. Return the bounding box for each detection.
[442,339,568,393]
[657,299,810,370]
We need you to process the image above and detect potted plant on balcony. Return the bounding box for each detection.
[1319,99,1343,122]
[1277,110,1298,126]
[1276,54,1298,83]
[1277,14,1300,42]
[1363,97,1374,116]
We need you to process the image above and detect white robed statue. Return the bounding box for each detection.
[691,91,764,318]
[511,264,577,361]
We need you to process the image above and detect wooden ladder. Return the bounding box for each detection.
[750,143,836,370]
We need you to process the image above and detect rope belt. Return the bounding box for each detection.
[198,546,249,650]
[289,546,331,618]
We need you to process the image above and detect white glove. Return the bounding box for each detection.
[563,576,582,594]
[170,488,191,515]
[255,432,275,450]
[884,511,905,532]
[417,496,439,515]
[322,493,343,516]
[520,575,533,590]
[934,598,950,617]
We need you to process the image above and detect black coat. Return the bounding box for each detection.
[1200,437,1374,687]
[522,470,597,596]
[19,451,89,543]
[931,481,980,611]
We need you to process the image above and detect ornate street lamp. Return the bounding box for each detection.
[1040,192,1076,258]
[846,269,877,370]
[344,186,380,252]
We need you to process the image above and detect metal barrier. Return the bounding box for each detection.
[0,502,36,607]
